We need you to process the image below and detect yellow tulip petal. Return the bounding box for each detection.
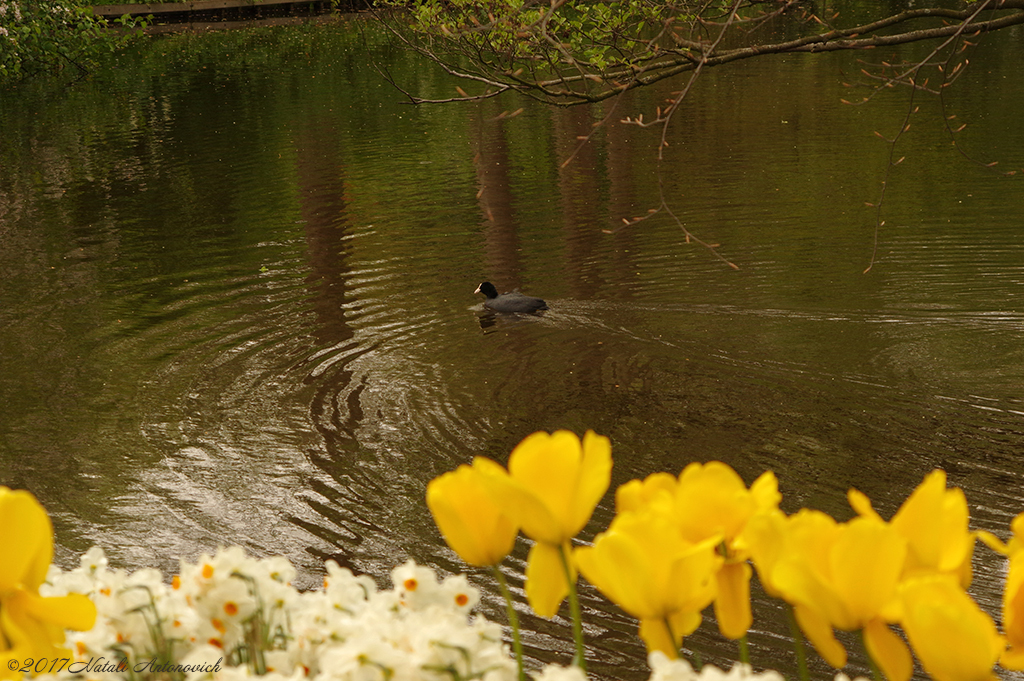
[675,462,752,544]
[525,541,571,618]
[637,610,703,659]
[714,561,752,640]
[478,455,564,544]
[616,472,676,513]
[890,470,974,585]
[0,656,18,681]
[891,470,946,567]
[508,431,581,523]
[773,511,847,627]
[1010,513,1024,552]
[847,488,883,521]
[639,617,680,658]
[569,430,612,534]
[863,619,913,681]
[937,488,974,586]
[577,505,719,623]
[901,577,1004,681]
[471,456,507,476]
[501,431,612,544]
[1001,646,1024,671]
[666,538,721,616]
[978,529,1009,555]
[0,488,53,591]
[1004,553,1024,649]
[668,607,703,639]
[1,590,77,661]
[427,463,518,566]
[750,471,781,511]
[1,598,47,658]
[829,517,905,629]
[794,604,847,668]
[575,533,655,618]
[740,509,787,598]
[22,592,97,632]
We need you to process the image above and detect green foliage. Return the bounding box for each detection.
[386,0,675,88]
[0,0,148,86]
[377,0,1024,109]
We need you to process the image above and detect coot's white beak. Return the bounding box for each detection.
[474,284,482,294]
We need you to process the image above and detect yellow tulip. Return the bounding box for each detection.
[673,462,780,546]
[849,470,975,586]
[774,513,912,681]
[978,511,1024,557]
[575,500,721,657]
[899,576,1003,681]
[738,508,789,599]
[1001,550,1024,670]
[615,472,677,513]
[481,430,612,617]
[979,512,1024,670]
[427,459,519,567]
[670,462,781,640]
[615,463,782,639]
[757,509,849,666]
[0,488,97,680]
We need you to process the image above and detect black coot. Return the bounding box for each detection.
[474,281,548,313]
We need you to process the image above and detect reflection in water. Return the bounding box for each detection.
[2,17,1024,681]
[473,103,528,293]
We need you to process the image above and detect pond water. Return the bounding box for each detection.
[2,14,1024,679]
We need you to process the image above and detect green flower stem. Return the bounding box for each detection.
[665,617,680,660]
[558,543,587,674]
[785,604,809,681]
[738,634,749,666]
[663,616,698,670]
[491,565,526,681]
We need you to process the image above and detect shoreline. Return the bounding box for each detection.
[91,0,366,24]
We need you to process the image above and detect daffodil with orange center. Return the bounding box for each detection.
[0,488,97,680]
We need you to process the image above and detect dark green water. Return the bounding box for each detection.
[2,15,1024,679]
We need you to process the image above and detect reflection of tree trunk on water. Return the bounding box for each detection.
[553,105,605,299]
[289,119,380,571]
[552,104,651,395]
[298,123,353,347]
[600,98,643,298]
[471,99,638,297]
[470,102,524,293]
[552,103,640,301]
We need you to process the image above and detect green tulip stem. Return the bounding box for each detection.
[491,566,526,681]
[558,543,587,674]
[785,604,809,681]
[738,634,750,666]
[664,617,680,660]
